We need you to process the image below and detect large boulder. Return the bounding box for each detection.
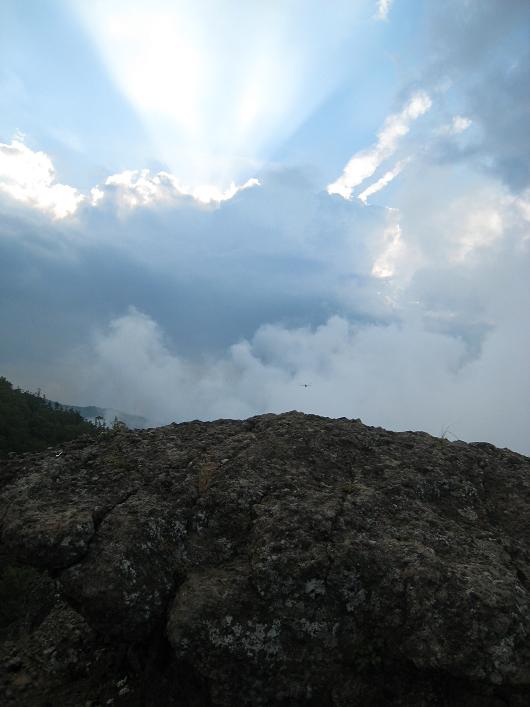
[1,412,530,705]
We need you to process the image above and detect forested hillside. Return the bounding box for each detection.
[0,377,95,456]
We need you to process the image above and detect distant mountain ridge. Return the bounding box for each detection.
[53,402,148,429]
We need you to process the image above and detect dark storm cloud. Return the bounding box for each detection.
[424,0,530,190]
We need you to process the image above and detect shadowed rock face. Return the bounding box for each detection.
[1,411,530,706]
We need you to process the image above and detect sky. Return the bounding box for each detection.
[0,0,529,453]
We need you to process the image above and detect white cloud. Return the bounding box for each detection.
[0,139,260,217]
[450,115,472,134]
[358,158,409,204]
[395,166,520,265]
[327,92,431,199]
[73,293,529,454]
[437,115,472,136]
[375,0,393,22]
[450,202,503,262]
[0,139,84,218]
[371,218,403,278]
[101,169,260,208]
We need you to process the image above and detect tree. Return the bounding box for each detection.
[0,377,96,456]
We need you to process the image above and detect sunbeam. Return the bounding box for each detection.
[75,0,368,188]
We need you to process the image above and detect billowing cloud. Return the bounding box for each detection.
[327,91,431,199]
[1,153,528,454]
[0,138,260,217]
[0,139,84,218]
[6,154,517,454]
[69,282,528,454]
[394,162,527,266]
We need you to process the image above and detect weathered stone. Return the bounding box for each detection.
[1,412,530,705]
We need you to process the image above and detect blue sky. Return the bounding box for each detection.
[1,0,529,453]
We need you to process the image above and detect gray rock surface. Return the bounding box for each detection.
[1,411,530,705]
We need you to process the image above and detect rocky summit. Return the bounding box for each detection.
[1,411,530,706]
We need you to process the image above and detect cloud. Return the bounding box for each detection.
[70,282,528,454]
[1,132,528,456]
[437,115,472,136]
[0,139,84,218]
[0,165,389,407]
[423,1,530,191]
[1,0,529,459]
[370,215,404,278]
[0,138,260,218]
[14,157,520,454]
[375,0,393,22]
[358,159,409,204]
[393,161,528,267]
[468,50,530,190]
[75,0,368,186]
[100,169,260,208]
[327,91,431,199]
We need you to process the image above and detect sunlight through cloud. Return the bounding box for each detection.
[103,169,260,207]
[75,0,366,189]
[0,139,260,217]
[327,91,431,200]
[358,158,409,204]
[0,139,84,219]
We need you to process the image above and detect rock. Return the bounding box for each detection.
[1,412,530,705]
[5,657,21,672]
[12,671,31,689]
